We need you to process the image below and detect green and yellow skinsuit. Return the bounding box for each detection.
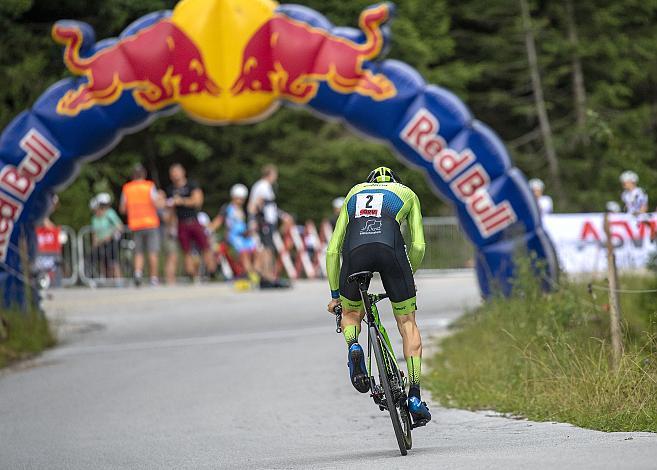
[326,181,425,391]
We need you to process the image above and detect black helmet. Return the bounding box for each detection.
[366,166,401,184]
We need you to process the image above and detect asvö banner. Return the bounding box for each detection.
[543,213,657,273]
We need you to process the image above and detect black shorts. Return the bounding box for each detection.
[258,223,276,251]
[339,242,417,315]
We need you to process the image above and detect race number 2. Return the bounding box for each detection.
[355,193,384,218]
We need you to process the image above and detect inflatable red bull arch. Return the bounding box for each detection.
[0,0,558,305]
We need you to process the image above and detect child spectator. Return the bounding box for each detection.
[90,193,123,280]
[211,184,259,286]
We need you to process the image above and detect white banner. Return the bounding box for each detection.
[543,213,657,273]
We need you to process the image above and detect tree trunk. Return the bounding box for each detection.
[565,0,588,139]
[519,0,563,201]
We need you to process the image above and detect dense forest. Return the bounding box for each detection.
[1,0,656,227]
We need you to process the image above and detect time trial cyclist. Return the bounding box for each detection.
[326,166,431,424]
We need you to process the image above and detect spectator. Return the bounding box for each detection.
[330,197,345,229]
[303,219,320,262]
[620,171,648,216]
[529,178,554,216]
[120,164,162,287]
[606,201,622,213]
[159,189,179,285]
[211,184,259,286]
[34,195,64,288]
[166,163,217,281]
[248,164,289,288]
[90,193,123,280]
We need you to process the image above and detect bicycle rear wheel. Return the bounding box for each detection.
[371,325,408,456]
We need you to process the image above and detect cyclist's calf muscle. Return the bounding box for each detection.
[395,312,422,359]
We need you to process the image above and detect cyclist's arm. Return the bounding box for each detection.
[326,199,350,299]
[407,193,425,273]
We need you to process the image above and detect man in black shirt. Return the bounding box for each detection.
[166,163,217,280]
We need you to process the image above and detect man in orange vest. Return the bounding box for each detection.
[120,164,162,286]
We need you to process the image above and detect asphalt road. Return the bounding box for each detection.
[1,273,655,469]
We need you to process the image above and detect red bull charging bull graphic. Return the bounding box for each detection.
[52,19,221,116]
[231,4,396,103]
[0,0,557,306]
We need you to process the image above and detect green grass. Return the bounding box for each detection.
[426,264,657,432]
[0,308,55,368]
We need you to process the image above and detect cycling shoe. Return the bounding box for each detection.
[347,344,370,393]
[408,396,431,425]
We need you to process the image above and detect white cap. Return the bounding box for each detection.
[606,201,621,213]
[89,196,99,211]
[528,178,545,191]
[620,170,638,184]
[197,211,210,226]
[95,192,112,205]
[230,184,248,199]
[332,197,345,210]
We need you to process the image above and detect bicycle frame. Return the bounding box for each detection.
[363,296,399,384]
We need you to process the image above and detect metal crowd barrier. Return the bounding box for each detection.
[77,226,135,287]
[404,217,474,270]
[53,217,474,288]
[59,225,78,286]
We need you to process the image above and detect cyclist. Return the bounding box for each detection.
[326,167,431,424]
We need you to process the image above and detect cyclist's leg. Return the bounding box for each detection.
[339,248,370,393]
[379,245,426,404]
[338,248,367,346]
[395,312,422,394]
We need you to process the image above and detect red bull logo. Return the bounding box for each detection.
[231,3,397,103]
[52,19,220,116]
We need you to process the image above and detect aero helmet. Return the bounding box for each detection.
[367,166,401,184]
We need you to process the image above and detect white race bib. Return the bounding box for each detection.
[355,193,384,218]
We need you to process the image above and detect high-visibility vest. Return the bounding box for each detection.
[122,180,160,231]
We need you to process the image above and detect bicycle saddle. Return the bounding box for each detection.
[348,271,373,286]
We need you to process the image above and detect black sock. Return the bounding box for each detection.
[409,385,420,400]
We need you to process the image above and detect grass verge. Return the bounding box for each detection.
[426,265,657,432]
[0,308,55,369]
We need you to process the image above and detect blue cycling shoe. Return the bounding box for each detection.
[408,396,431,425]
[347,344,370,393]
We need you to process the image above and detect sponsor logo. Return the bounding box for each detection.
[0,129,60,262]
[359,209,379,217]
[360,219,382,236]
[0,193,24,263]
[52,20,220,116]
[231,4,396,103]
[579,218,657,249]
[401,108,517,238]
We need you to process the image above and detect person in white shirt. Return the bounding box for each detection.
[529,178,554,216]
[620,171,648,216]
[248,164,290,288]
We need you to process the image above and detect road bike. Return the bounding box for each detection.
[333,271,423,456]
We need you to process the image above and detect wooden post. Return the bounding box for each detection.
[0,316,7,342]
[603,213,623,369]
